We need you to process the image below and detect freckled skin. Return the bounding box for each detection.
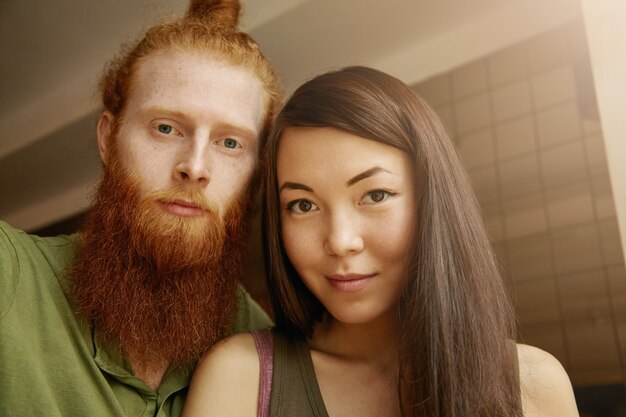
[98,50,266,219]
[277,126,417,326]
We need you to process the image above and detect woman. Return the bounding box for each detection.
[183,67,579,417]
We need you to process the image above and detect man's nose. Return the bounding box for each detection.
[174,139,211,185]
[323,211,365,257]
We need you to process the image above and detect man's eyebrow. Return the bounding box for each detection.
[141,106,189,120]
[140,106,258,139]
[279,182,313,193]
[346,167,392,186]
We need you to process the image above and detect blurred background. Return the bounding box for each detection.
[1,0,625,414]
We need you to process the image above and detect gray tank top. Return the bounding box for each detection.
[251,329,522,416]
[252,328,329,417]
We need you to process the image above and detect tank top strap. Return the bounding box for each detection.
[251,328,274,417]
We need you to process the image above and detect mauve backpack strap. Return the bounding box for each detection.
[250,328,274,417]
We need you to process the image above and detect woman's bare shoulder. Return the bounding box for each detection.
[183,332,262,417]
[204,332,260,365]
[516,343,579,417]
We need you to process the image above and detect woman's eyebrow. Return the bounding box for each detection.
[279,182,314,193]
[346,167,392,187]
[279,167,392,193]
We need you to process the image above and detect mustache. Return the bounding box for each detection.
[142,186,219,215]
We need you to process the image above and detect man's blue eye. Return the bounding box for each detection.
[158,124,173,134]
[224,138,239,149]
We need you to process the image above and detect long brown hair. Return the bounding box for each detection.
[99,0,280,143]
[262,66,521,416]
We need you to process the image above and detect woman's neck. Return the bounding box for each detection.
[308,308,401,366]
[306,309,404,417]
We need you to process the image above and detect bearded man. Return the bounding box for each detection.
[0,1,279,416]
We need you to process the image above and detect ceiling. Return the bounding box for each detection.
[0,0,582,230]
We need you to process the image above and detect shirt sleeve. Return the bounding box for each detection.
[231,286,273,333]
[0,221,19,321]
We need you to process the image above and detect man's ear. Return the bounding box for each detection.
[97,111,115,166]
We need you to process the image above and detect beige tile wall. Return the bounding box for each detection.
[412,21,625,387]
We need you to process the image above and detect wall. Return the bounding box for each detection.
[412,21,625,386]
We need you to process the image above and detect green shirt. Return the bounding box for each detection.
[0,221,271,417]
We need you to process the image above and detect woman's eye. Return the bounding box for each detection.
[222,138,241,149]
[287,199,318,214]
[361,189,393,205]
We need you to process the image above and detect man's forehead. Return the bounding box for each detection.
[127,50,266,131]
[132,51,258,99]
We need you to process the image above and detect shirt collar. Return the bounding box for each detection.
[91,324,195,397]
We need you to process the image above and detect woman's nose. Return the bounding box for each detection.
[323,212,365,257]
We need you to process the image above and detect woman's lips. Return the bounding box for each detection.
[326,273,377,292]
[158,200,205,217]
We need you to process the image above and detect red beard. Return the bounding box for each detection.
[70,154,254,367]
